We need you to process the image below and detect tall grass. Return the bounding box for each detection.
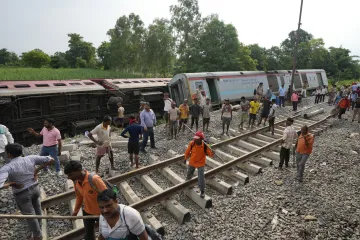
[0,68,144,80]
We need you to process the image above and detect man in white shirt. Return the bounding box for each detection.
[321,86,327,102]
[279,84,286,107]
[163,93,173,128]
[98,189,150,240]
[268,99,277,135]
[87,116,117,174]
[279,117,297,168]
[0,124,14,162]
[221,99,233,136]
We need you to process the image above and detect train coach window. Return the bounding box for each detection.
[14,84,30,88]
[53,83,66,86]
[69,82,81,86]
[157,80,163,82]
[84,82,95,85]
[113,81,121,84]
[132,81,140,83]
[35,84,49,87]
[294,75,302,89]
[0,85,8,88]
[141,80,148,83]
[123,81,131,83]
[267,75,279,92]
[149,80,155,82]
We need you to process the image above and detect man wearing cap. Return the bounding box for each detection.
[179,99,190,133]
[140,102,157,153]
[184,131,214,198]
[221,99,232,136]
[168,101,181,139]
[163,93,173,129]
[120,116,143,168]
[202,97,212,132]
[256,82,264,102]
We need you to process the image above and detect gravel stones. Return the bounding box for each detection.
[1,96,360,239]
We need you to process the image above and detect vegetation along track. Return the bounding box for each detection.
[10,104,332,240]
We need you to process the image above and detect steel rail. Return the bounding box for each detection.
[41,107,321,209]
[55,114,332,240]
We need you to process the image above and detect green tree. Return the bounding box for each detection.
[65,33,96,68]
[21,49,50,68]
[97,41,111,70]
[193,17,256,72]
[170,0,202,71]
[107,13,146,72]
[248,44,268,70]
[0,48,20,66]
[143,18,175,76]
[50,52,69,68]
[75,57,87,68]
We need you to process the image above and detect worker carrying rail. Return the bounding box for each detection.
[184,131,214,198]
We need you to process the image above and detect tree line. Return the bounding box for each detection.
[0,0,359,82]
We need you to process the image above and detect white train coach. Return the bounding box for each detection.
[168,69,328,105]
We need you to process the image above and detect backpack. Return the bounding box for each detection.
[121,205,163,240]
[190,141,208,154]
[76,172,118,195]
[253,88,256,95]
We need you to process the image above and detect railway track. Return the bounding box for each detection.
[0,104,332,239]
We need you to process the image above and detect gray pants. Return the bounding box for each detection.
[296,152,310,180]
[14,185,42,238]
[186,166,205,191]
[239,112,248,128]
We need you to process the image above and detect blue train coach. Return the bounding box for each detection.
[168,69,328,106]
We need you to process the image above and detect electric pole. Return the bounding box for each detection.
[289,0,304,98]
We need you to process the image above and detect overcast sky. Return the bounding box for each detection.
[1,0,359,57]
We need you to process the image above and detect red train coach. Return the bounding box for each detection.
[0,78,170,146]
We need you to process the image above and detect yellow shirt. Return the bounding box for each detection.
[179,104,189,119]
[249,101,260,114]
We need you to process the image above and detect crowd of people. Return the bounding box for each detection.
[0,81,359,240]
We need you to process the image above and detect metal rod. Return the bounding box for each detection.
[289,0,304,98]
[0,214,99,220]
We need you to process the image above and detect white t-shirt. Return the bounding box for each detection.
[268,104,277,118]
[282,126,296,149]
[99,204,146,240]
[164,98,172,112]
[90,123,111,147]
[118,107,125,118]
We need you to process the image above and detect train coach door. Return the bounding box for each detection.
[206,78,219,103]
[171,83,182,105]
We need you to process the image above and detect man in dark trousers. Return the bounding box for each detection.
[190,98,202,131]
[65,161,108,240]
[279,118,297,169]
[140,102,157,153]
[121,116,143,168]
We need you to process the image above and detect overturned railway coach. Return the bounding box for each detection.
[168,69,328,106]
[0,78,170,146]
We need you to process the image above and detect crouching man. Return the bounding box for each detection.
[184,132,214,198]
[98,189,150,240]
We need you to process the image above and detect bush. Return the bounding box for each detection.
[22,49,51,68]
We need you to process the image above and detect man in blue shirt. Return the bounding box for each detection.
[279,84,286,107]
[121,116,143,168]
[139,102,157,153]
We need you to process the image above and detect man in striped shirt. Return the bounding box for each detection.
[0,143,54,240]
[98,189,149,240]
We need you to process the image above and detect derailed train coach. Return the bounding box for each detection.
[0,78,170,146]
[168,69,328,106]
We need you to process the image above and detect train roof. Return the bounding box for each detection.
[104,78,170,89]
[0,80,105,96]
[170,69,325,84]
